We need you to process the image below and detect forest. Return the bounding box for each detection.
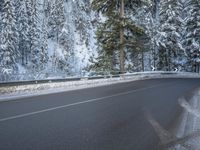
[0,0,200,81]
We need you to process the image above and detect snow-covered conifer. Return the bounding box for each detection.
[15,0,29,66]
[91,0,144,73]
[157,0,185,71]
[26,0,42,73]
[48,0,65,42]
[183,0,200,72]
[0,0,19,74]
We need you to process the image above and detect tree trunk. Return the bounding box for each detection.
[22,43,25,66]
[142,51,144,71]
[119,0,125,73]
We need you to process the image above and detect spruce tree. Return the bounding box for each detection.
[183,0,200,72]
[48,0,70,73]
[26,0,42,74]
[48,0,65,43]
[91,0,143,73]
[145,0,160,70]
[39,1,49,72]
[157,0,185,71]
[0,0,19,75]
[130,0,158,71]
[15,0,29,66]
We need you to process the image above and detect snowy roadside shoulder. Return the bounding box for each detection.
[0,76,145,102]
[176,88,200,150]
[0,72,200,102]
[0,77,127,101]
[145,87,200,150]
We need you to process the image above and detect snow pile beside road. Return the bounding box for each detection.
[0,71,200,101]
[145,86,200,150]
[0,78,120,100]
[122,71,200,79]
[176,88,200,149]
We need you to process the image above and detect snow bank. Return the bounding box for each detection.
[176,89,200,149]
[0,71,200,101]
[145,82,200,149]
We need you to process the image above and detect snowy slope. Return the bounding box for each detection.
[49,0,97,75]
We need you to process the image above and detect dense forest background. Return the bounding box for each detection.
[0,0,200,81]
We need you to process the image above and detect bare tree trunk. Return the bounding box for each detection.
[119,0,125,73]
[142,51,144,71]
[22,43,25,66]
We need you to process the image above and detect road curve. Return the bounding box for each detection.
[0,78,200,150]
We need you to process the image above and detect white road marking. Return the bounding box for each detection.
[0,83,172,122]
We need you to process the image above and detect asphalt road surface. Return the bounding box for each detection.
[0,78,200,150]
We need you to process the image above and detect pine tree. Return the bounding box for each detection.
[39,1,49,71]
[26,0,42,74]
[183,0,200,72]
[48,0,65,43]
[0,0,19,75]
[130,0,158,71]
[157,0,185,71]
[15,0,29,66]
[144,0,160,70]
[48,0,70,73]
[0,0,3,32]
[91,0,144,73]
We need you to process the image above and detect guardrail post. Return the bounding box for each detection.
[81,77,88,81]
[120,74,125,80]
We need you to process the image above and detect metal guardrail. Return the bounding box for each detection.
[0,77,82,87]
[0,75,121,87]
[0,71,199,87]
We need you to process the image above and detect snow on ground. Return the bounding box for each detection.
[0,71,200,102]
[176,88,200,150]
[16,63,26,74]
[142,75,200,149]
[0,77,122,102]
